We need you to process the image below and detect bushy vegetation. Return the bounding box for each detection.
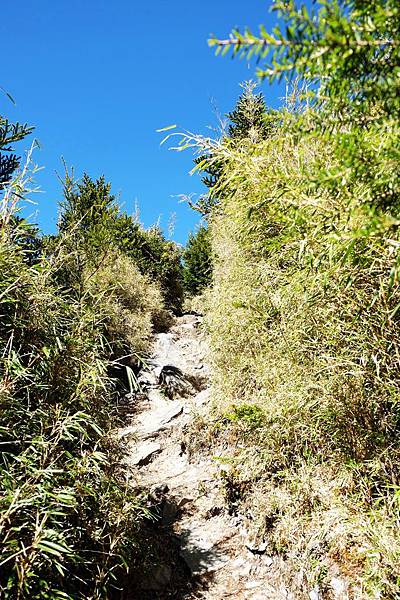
[4,0,400,596]
[0,115,171,598]
[182,224,212,297]
[183,82,272,299]
[117,221,183,315]
[56,170,184,314]
[182,1,400,596]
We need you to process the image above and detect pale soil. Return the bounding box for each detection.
[118,315,335,600]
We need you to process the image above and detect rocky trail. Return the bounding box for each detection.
[118,315,285,600]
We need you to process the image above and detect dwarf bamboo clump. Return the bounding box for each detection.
[187,98,400,598]
[0,154,165,598]
[181,2,400,590]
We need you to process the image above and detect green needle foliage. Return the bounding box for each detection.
[192,81,273,216]
[114,217,184,314]
[209,0,400,122]
[55,171,183,314]
[227,82,273,142]
[0,114,33,189]
[183,224,213,297]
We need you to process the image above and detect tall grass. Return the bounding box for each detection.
[0,166,164,598]
[186,100,400,596]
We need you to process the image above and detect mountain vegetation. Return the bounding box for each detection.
[182,225,212,297]
[0,117,181,598]
[181,0,400,596]
[2,0,400,597]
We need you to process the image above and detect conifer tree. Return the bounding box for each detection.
[0,116,33,190]
[227,82,273,143]
[58,172,118,244]
[57,174,184,312]
[114,215,184,313]
[183,225,212,296]
[193,82,271,215]
[55,173,119,294]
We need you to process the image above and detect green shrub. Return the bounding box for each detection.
[183,224,213,297]
[199,111,400,595]
[0,139,161,597]
[0,227,143,598]
[223,404,265,431]
[114,217,184,314]
[0,83,176,600]
[56,172,184,313]
[85,251,164,357]
[180,1,400,594]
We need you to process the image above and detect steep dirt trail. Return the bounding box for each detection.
[119,315,283,600]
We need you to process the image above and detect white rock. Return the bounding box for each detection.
[129,441,161,466]
[179,517,232,575]
[136,401,183,438]
[331,576,348,598]
[309,587,320,600]
[263,555,273,567]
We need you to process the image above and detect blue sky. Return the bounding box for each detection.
[2,0,285,244]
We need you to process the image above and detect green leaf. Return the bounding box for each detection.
[156,124,177,133]
[0,86,16,105]
[38,539,72,556]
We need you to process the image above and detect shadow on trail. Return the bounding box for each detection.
[122,520,193,600]
[122,498,225,600]
[120,315,223,599]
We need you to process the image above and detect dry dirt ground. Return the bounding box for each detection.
[118,315,346,600]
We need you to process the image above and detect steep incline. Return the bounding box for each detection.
[120,315,283,600]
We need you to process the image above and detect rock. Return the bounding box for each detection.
[309,587,320,600]
[162,499,179,525]
[176,494,194,508]
[119,315,295,598]
[178,518,232,576]
[231,557,252,578]
[116,424,136,440]
[162,497,193,525]
[130,441,161,466]
[244,581,265,590]
[140,564,172,591]
[246,540,268,555]
[331,576,348,598]
[137,401,183,438]
[150,483,169,496]
[158,365,195,399]
[263,555,273,567]
[137,371,157,389]
[180,539,229,576]
[193,388,210,407]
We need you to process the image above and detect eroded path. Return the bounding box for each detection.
[119,315,282,600]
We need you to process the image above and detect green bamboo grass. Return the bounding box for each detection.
[183,99,400,596]
[0,169,163,598]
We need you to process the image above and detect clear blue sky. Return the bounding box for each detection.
[2,0,285,244]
